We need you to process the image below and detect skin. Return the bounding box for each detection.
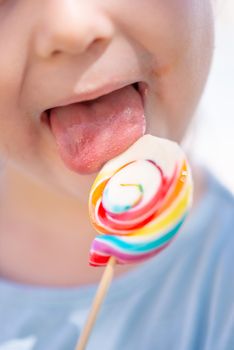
[0,0,214,286]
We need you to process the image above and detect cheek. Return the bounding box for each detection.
[111,0,214,140]
[0,4,41,161]
[112,0,214,74]
[111,0,194,54]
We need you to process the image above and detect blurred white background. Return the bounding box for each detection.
[192,0,234,192]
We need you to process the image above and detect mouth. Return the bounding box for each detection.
[41,81,147,175]
[40,81,145,128]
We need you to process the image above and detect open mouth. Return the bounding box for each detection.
[42,82,147,174]
[42,82,144,124]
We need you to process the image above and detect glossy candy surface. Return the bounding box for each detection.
[89,135,193,266]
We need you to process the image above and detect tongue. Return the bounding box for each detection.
[50,85,145,174]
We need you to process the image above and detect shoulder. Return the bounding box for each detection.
[208,171,234,242]
[200,172,234,349]
[201,170,234,264]
[211,172,234,209]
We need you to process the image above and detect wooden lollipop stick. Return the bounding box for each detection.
[75,256,116,350]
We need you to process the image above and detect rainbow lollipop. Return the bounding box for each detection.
[89,134,193,266]
[76,135,193,350]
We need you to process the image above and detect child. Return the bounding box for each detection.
[0,1,233,349]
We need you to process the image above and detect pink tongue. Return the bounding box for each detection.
[50,85,145,174]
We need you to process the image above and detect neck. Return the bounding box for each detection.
[0,162,205,287]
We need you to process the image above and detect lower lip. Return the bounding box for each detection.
[45,83,147,175]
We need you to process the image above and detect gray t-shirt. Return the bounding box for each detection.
[0,170,233,350]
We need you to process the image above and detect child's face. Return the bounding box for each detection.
[0,0,214,199]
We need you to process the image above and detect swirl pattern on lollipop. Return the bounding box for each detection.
[89,135,193,266]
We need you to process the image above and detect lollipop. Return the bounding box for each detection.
[89,134,193,266]
[76,134,193,350]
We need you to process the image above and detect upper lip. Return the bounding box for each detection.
[46,80,146,111]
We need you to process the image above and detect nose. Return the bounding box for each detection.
[34,0,114,58]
